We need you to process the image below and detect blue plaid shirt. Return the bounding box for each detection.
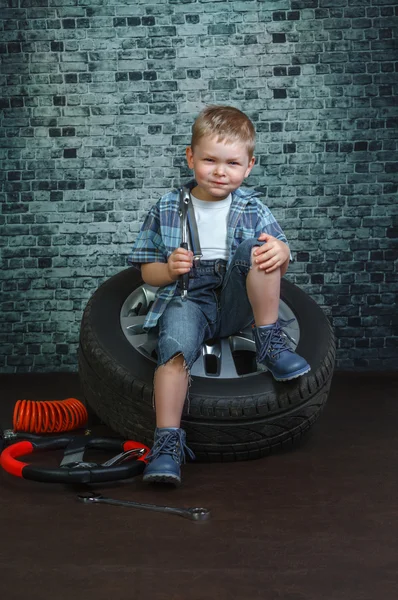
[128,180,289,330]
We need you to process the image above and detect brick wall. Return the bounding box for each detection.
[1,0,397,372]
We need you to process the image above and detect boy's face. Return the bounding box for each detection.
[186,135,255,202]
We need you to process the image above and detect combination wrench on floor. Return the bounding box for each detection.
[77,492,211,522]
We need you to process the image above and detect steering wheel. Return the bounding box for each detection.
[0,431,150,484]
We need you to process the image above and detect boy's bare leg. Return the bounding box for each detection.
[144,354,193,485]
[153,354,189,428]
[246,261,281,326]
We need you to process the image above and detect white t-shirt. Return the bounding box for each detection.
[190,193,232,261]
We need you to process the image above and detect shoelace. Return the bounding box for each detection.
[147,430,195,463]
[257,320,295,363]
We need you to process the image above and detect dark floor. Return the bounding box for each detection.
[1,372,398,600]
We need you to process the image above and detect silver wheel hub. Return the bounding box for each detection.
[120,285,300,379]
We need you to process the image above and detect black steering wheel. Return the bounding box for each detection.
[0,431,150,484]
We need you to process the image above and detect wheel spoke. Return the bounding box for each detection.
[120,314,146,333]
[192,338,240,378]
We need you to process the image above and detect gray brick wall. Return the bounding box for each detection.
[1,0,397,372]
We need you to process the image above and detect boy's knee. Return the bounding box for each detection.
[233,237,261,264]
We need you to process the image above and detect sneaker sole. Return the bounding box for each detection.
[270,365,311,382]
[143,473,181,486]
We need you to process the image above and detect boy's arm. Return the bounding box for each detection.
[128,203,168,271]
[129,200,192,287]
[141,247,193,287]
[254,204,291,275]
[141,262,174,287]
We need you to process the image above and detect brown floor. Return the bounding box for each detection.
[1,372,397,600]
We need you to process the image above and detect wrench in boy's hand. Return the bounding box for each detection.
[179,188,191,300]
[77,492,211,522]
[180,241,189,300]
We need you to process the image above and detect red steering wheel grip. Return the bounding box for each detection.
[0,438,151,483]
[123,440,150,462]
[0,441,34,478]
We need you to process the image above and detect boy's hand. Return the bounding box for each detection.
[167,248,193,281]
[253,233,290,273]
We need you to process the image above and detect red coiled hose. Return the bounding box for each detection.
[13,398,88,434]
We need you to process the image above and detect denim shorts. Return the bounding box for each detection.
[157,238,260,369]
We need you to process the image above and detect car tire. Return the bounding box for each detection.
[78,268,335,461]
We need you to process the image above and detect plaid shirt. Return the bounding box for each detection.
[128,180,289,330]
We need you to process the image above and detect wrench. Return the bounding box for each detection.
[77,492,211,522]
[179,187,190,301]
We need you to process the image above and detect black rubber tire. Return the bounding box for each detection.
[78,268,335,461]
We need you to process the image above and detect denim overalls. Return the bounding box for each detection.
[157,238,260,370]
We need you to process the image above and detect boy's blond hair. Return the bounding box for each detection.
[191,105,256,159]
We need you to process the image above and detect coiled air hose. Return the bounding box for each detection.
[13,398,88,434]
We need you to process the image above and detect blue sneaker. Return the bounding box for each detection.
[142,427,195,486]
[254,321,311,381]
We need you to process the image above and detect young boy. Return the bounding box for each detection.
[128,106,310,485]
